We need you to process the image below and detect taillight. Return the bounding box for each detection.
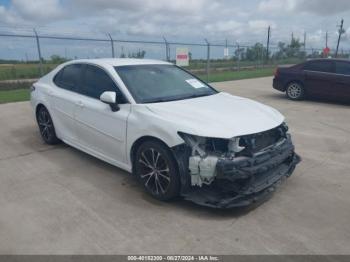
[274,68,279,77]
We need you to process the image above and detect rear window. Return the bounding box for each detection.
[54,64,82,91]
[304,61,333,73]
[335,61,350,75]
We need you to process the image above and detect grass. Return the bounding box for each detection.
[195,67,274,82]
[0,68,275,104]
[0,89,30,104]
[0,63,57,81]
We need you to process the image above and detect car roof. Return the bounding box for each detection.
[305,58,350,63]
[67,58,171,67]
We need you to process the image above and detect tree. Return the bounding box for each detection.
[274,38,305,59]
[189,52,192,61]
[128,49,146,58]
[245,43,267,61]
[50,55,66,64]
[234,47,245,60]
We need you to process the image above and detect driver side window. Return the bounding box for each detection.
[81,65,126,103]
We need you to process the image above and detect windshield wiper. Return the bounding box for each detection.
[145,93,214,104]
[183,93,213,100]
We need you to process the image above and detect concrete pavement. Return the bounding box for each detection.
[0,77,350,254]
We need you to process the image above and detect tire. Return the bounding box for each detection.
[36,106,60,145]
[134,140,180,201]
[286,82,305,100]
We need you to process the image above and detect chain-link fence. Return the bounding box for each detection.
[1,30,350,90]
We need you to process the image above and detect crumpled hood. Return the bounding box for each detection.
[145,92,284,138]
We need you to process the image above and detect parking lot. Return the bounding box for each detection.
[0,76,349,254]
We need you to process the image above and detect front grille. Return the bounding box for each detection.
[238,124,286,155]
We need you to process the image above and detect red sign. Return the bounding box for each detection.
[323,47,330,55]
[177,54,188,59]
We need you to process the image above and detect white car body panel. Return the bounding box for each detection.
[31,58,284,174]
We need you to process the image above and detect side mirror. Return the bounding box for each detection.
[100,91,120,112]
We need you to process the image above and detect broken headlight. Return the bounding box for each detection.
[178,132,241,186]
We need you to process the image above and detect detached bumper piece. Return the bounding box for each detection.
[182,135,301,208]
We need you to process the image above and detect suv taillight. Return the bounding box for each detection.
[274,68,279,77]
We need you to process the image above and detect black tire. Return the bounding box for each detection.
[286,82,305,100]
[134,140,180,201]
[36,106,60,145]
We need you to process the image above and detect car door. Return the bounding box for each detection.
[304,60,335,98]
[51,64,83,142]
[74,64,131,164]
[334,61,350,101]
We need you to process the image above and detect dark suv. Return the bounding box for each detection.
[273,58,350,102]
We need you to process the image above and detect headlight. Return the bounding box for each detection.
[178,132,207,157]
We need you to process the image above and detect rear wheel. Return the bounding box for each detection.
[286,82,305,100]
[134,141,180,201]
[36,106,60,145]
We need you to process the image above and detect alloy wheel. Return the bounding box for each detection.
[138,148,171,196]
[287,83,302,99]
[37,108,54,142]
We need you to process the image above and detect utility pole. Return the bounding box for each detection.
[326,31,328,48]
[266,26,271,64]
[336,18,344,57]
[291,32,294,43]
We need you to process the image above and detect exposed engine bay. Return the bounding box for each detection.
[173,123,301,208]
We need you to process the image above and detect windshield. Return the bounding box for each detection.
[115,64,217,103]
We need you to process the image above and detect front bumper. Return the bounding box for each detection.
[182,135,301,208]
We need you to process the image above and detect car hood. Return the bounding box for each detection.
[145,92,284,139]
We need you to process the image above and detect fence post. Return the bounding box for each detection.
[33,29,43,76]
[108,33,115,58]
[204,39,210,82]
[236,43,240,71]
[163,37,170,61]
[266,26,271,65]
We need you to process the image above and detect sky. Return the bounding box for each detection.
[1,0,350,60]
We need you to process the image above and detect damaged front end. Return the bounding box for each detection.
[172,123,301,208]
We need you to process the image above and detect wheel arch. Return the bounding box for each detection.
[130,136,174,171]
[285,79,305,90]
[35,103,47,117]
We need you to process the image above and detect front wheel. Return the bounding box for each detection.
[134,141,180,201]
[36,106,60,145]
[286,82,305,100]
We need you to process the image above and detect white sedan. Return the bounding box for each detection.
[31,59,300,208]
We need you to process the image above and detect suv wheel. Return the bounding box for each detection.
[286,82,305,100]
[134,141,180,201]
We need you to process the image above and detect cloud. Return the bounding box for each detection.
[248,20,276,31]
[204,20,243,35]
[69,0,208,15]
[258,0,296,13]
[259,0,350,16]
[11,0,64,21]
[296,0,350,15]
[0,0,349,52]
